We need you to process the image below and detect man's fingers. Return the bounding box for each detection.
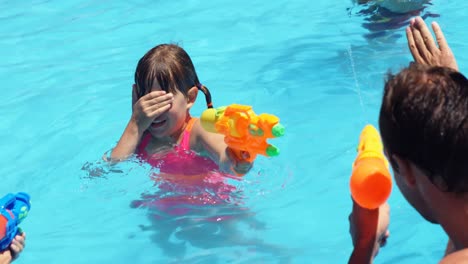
[381,202,390,215]
[10,242,22,254]
[413,16,438,54]
[406,26,424,63]
[432,21,449,52]
[14,235,25,246]
[410,24,431,63]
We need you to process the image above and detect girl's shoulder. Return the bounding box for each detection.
[188,117,204,151]
[188,117,223,150]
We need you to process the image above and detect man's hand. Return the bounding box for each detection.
[349,200,390,264]
[406,16,458,71]
[0,233,26,264]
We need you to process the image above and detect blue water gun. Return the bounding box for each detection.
[0,193,30,251]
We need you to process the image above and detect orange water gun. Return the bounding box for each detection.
[200,104,285,162]
[350,125,392,209]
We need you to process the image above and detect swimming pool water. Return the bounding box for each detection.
[1,0,467,263]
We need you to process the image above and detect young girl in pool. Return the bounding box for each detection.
[110,44,253,177]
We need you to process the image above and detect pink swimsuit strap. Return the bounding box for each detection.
[180,117,196,149]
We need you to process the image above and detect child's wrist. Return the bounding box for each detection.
[128,117,146,137]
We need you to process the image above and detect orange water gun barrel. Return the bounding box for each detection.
[200,104,285,163]
[350,125,392,209]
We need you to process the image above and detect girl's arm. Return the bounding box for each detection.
[191,119,253,175]
[109,117,145,161]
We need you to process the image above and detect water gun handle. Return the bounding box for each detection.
[226,148,250,163]
[0,192,31,251]
[350,125,392,209]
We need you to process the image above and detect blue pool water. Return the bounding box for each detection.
[1,0,467,263]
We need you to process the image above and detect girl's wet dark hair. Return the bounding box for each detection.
[379,63,468,193]
[134,44,213,108]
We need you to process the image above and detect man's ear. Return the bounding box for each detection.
[132,84,138,107]
[186,86,198,109]
[392,155,417,187]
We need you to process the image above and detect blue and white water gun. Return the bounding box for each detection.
[0,192,30,251]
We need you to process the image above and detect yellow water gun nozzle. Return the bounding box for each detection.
[350,125,392,209]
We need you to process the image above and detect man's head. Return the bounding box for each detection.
[379,63,468,221]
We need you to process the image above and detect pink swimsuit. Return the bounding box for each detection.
[136,118,219,176]
[133,118,236,214]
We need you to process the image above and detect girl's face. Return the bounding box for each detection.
[147,82,195,140]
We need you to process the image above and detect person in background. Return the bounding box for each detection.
[355,0,431,14]
[349,17,468,263]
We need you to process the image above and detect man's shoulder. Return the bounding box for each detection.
[440,249,468,264]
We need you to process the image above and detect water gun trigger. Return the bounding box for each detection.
[227,149,254,176]
[232,149,250,160]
